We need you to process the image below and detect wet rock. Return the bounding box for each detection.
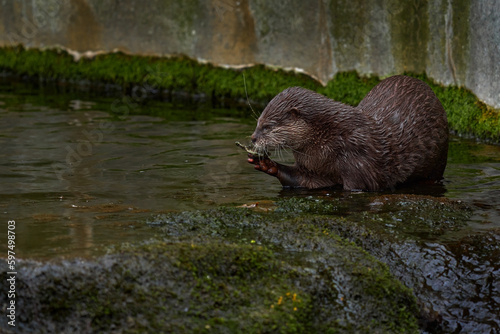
[355,194,472,240]
[2,196,494,333]
[244,195,499,332]
[298,195,499,333]
[0,206,418,333]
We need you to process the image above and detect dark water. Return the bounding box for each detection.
[0,79,499,260]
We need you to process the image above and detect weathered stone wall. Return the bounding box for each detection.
[0,0,499,108]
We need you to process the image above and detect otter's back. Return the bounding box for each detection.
[356,75,448,183]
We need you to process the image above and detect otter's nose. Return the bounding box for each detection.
[251,133,257,144]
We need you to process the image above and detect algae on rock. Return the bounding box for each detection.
[0,204,419,333]
[0,46,499,141]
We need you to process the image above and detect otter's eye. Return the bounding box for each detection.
[261,125,271,132]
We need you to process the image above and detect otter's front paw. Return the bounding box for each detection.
[247,154,278,176]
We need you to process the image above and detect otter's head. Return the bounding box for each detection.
[251,87,315,153]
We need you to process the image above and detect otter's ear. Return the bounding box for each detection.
[290,107,300,118]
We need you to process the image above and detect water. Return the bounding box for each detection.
[0,80,274,258]
[0,79,499,260]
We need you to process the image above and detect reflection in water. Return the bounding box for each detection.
[0,81,282,258]
[445,137,500,227]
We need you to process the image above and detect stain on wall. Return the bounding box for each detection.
[195,0,258,65]
[387,0,430,74]
[66,0,102,51]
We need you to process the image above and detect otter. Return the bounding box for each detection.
[246,75,449,191]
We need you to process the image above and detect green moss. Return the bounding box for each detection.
[0,45,319,103]
[1,45,498,141]
[351,194,472,241]
[319,71,381,106]
[150,205,419,332]
[6,202,420,333]
[411,73,500,142]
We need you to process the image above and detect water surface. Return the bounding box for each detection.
[0,79,499,259]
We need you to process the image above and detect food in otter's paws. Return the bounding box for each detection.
[235,141,269,158]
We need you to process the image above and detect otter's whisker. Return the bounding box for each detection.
[243,73,260,121]
[278,145,286,162]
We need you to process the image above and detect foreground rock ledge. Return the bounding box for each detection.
[0,202,419,333]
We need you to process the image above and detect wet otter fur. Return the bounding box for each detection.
[248,75,449,191]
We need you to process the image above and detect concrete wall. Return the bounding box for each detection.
[1,0,499,109]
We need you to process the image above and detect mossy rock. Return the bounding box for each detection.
[1,204,419,333]
[1,46,499,141]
